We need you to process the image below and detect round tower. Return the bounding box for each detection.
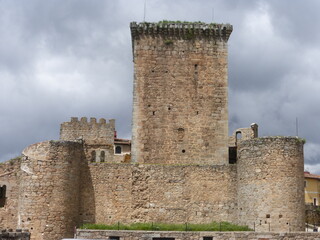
[237,137,305,232]
[18,140,84,240]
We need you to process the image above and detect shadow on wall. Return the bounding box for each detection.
[79,157,96,225]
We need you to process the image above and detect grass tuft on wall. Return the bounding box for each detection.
[80,222,252,231]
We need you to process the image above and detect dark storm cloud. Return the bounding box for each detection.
[0,0,135,161]
[1,0,320,173]
[224,0,320,171]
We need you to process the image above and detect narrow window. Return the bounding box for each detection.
[203,237,213,240]
[91,151,96,162]
[0,185,6,207]
[314,198,318,206]
[109,237,120,240]
[115,146,122,154]
[100,151,105,162]
[229,146,237,164]
[153,238,175,240]
[194,64,198,74]
[236,131,242,140]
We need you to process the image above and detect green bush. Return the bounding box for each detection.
[80,222,252,231]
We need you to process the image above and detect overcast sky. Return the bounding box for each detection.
[1,0,319,173]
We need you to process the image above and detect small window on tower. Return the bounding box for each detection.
[115,146,122,154]
[100,151,105,162]
[0,185,7,207]
[109,237,120,240]
[91,151,96,162]
[153,238,175,240]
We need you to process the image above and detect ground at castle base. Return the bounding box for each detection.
[75,230,320,240]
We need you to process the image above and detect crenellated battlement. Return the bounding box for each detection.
[130,21,233,41]
[69,117,110,125]
[60,117,115,145]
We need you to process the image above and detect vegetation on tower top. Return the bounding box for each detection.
[157,20,207,25]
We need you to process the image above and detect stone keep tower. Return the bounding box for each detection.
[131,22,232,165]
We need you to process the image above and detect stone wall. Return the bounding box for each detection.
[0,229,30,240]
[0,158,21,229]
[228,123,258,147]
[80,163,237,225]
[306,204,320,227]
[60,117,115,145]
[76,230,320,240]
[60,117,118,164]
[237,137,305,232]
[18,140,84,240]
[131,22,232,165]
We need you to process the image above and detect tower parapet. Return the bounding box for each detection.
[130,22,232,41]
[60,117,115,145]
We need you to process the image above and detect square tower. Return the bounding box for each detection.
[131,22,232,165]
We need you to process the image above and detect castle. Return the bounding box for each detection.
[0,22,305,240]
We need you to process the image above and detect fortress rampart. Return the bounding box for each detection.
[0,21,306,240]
[79,163,237,225]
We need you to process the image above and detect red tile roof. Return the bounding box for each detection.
[114,138,131,145]
[304,171,320,180]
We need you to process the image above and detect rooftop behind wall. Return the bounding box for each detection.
[130,21,233,41]
[60,117,115,145]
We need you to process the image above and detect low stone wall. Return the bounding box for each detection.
[76,230,320,240]
[79,164,237,225]
[0,229,30,240]
[306,204,320,226]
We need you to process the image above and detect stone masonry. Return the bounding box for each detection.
[0,22,306,240]
[77,229,320,240]
[0,229,30,240]
[237,137,305,232]
[18,140,84,240]
[131,22,232,165]
[0,158,20,229]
